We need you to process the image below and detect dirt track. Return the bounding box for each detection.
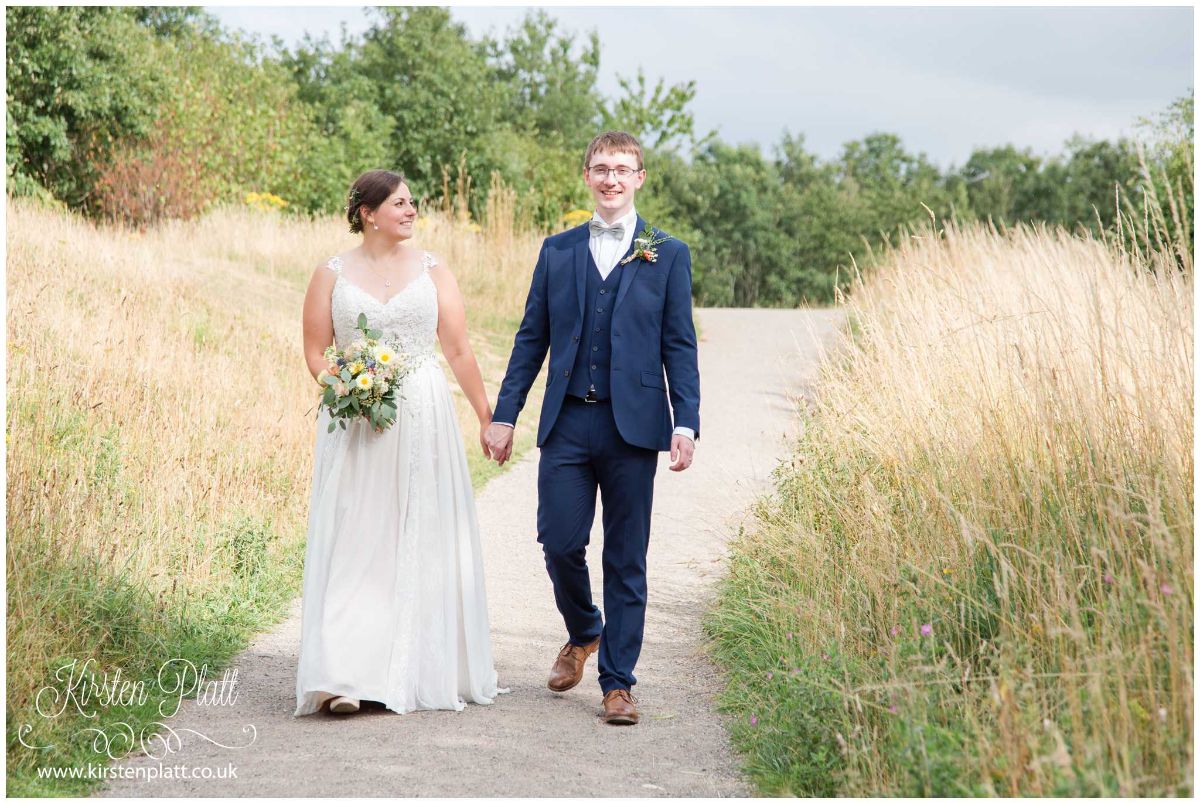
[97,306,845,797]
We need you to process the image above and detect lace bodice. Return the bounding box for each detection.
[327,252,439,357]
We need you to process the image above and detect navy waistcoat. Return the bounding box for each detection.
[566,251,624,399]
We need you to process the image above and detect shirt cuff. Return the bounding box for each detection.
[492,422,515,429]
[672,426,695,442]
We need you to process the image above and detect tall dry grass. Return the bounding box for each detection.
[6,197,544,792]
[707,209,1192,793]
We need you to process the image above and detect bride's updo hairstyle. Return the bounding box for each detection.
[345,169,406,234]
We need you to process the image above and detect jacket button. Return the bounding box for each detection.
[564,370,570,377]
[572,335,580,342]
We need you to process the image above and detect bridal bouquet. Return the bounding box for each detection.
[317,313,411,433]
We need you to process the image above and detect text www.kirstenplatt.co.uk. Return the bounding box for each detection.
[37,762,238,781]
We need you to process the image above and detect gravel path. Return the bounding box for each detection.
[97,307,845,797]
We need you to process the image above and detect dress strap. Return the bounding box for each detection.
[325,255,344,275]
[421,251,437,272]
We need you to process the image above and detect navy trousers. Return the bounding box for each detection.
[537,397,659,693]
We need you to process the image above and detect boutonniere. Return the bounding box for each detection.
[620,225,673,266]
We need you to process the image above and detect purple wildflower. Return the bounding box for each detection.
[749,714,758,726]
[1102,573,1114,585]
[920,623,933,637]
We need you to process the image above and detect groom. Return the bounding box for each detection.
[485,131,700,725]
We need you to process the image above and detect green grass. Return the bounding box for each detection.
[703,219,1191,796]
[6,520,304,797]
[7,404,524,798]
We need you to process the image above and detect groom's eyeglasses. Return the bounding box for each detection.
[587,165,642,180]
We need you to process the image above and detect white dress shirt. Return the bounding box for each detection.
[589,207,638,280]
[494,206,694,444]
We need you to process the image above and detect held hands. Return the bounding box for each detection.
[669,434,695,472]
[484,422,515,465]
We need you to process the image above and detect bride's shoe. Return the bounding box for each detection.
[328,695,361,714]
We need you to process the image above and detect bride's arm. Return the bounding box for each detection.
[430,259,493,430]
[302,264,338,383]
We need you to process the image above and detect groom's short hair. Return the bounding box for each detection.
[583,131,644,171]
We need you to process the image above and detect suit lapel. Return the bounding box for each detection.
[573,224,589,320]
[613,214,646,312]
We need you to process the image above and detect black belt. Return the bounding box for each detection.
[567,388,607,404]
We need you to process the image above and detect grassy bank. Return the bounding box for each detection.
[5,197,543,795]
[705,218,1193,795]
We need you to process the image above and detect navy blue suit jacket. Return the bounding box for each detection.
[494,216,700,452]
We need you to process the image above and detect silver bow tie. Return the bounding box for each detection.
[589,221,625,240]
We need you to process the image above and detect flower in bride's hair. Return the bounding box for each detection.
[355,373,373,391]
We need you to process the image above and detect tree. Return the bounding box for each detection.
[484,10,602,149]
[355,7,501,198]
[603,69,714,155]
[5,7,167,205]
[958,145,1047,226]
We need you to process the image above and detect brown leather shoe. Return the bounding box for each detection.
[547,637,600,692]
[602,688,639,725]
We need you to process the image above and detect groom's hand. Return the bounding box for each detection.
[484,423,515,465]
[669,434,695,472]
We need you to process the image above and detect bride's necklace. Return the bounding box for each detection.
[362,260,399,287]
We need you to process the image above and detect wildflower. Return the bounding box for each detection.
[1102,573,1114,585]
[889,625,899,637]
[766,672,773,680]
[888,705,898,714]
[785,632,793,640]
[942,567,951,575]
[1160,583,1172,595]
[920,623,933,637]
[749,714,758,726]
[821,653,829,661]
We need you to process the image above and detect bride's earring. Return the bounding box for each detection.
[372,221,379,230]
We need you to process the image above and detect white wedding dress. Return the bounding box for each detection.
[294,251,507,716]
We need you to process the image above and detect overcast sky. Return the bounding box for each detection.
[206,4,1194,169]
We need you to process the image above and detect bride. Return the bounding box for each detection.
[294,169,507,716]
